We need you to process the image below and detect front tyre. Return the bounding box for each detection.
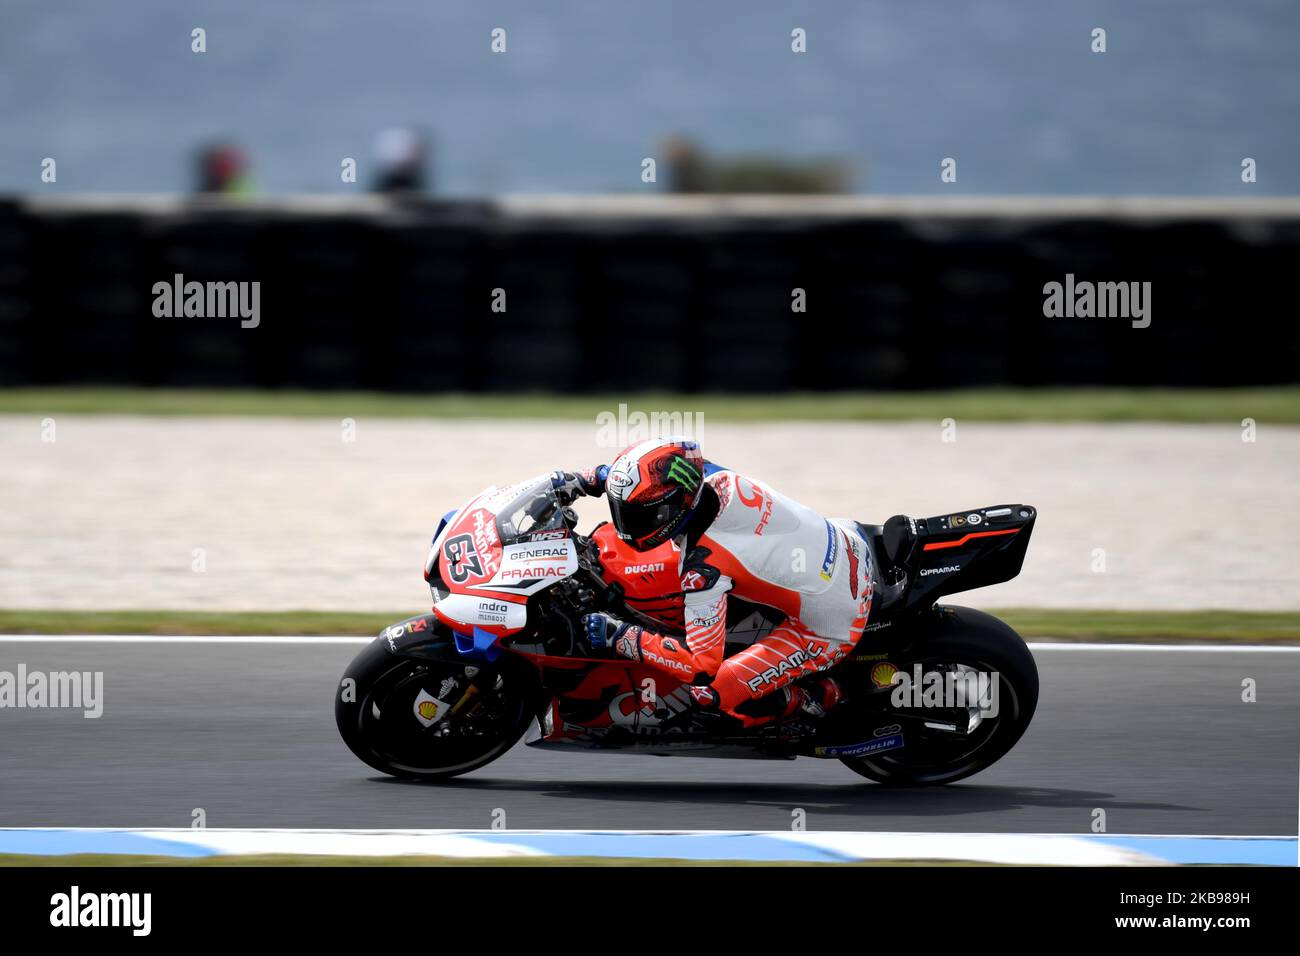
[840,607,1039,786]
[335,640,535,781]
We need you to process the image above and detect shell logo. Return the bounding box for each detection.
[412,687,446,727]
[870,661,899,689]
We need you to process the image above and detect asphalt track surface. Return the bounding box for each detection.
[1,638,1297,835]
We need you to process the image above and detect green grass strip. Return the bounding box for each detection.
[0,608,1296,643]
[993,608,1300,643]
[1,386,1297,422]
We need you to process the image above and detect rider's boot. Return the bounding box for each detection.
[784,676,846,719]
[685,685,744,733]
[766,676,845,724]
[707,676,846,729]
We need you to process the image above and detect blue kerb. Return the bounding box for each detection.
[0,830,215,858]
[1094,836,1296,866]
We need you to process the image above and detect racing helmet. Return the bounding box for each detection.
[605,437,706,551]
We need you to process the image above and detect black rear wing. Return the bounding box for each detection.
[864,505,1036,617]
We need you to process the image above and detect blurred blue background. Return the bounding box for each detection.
[2,0,1297,195]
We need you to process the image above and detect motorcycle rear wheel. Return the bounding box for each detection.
[840,610,1039,786]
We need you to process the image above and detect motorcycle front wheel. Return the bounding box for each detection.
[336,643,534,781]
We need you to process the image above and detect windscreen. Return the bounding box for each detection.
[493,478,567,544]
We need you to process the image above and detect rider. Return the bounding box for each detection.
[551,437,874,728]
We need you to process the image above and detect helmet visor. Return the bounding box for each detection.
[608,489,682,549]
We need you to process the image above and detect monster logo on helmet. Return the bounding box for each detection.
[665,455,701,492]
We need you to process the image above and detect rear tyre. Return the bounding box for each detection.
[840,608,1038,786]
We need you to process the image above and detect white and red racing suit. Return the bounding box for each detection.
[610,470,874,726]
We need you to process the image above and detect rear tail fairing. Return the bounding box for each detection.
[911,505,1035,601]
[863,505,1034,615]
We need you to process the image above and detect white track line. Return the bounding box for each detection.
[10,827,1293,838]
[0,635,1297,652]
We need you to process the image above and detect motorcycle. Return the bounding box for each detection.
[335,468,1039,786]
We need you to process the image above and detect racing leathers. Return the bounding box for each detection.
[574,467,874,727]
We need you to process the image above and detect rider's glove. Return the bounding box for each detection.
[551,465,609,505]
[582,611,635,651]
